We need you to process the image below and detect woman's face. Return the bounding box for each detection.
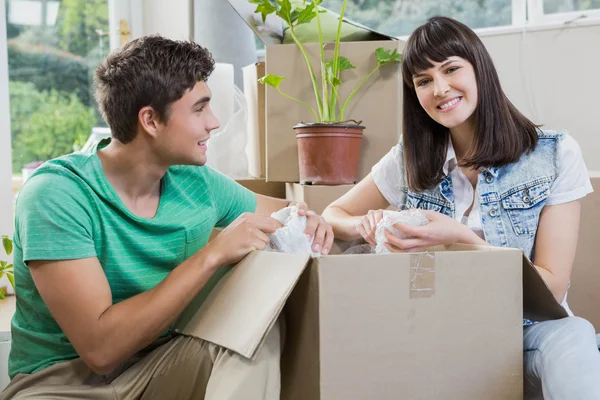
[412,56,478,132]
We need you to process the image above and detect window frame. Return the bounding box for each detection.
[527,0,600,24]
[0,0,13,236]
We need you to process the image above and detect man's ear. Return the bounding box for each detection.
[138,106,161,138]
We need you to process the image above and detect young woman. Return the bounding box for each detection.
[323,16,600,399]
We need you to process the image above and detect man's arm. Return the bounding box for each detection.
[29,213,279,376]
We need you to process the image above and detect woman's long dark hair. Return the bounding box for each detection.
[401,16,539,192]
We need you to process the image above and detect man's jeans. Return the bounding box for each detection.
[524,317,600,399]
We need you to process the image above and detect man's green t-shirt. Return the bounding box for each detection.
[8,140,257,378]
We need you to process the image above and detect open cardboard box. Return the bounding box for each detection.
[174,244,566,399]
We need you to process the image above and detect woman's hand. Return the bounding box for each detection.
[355,209,386,245]
[384,210,483,252]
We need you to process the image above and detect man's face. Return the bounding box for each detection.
[156,81,220,166]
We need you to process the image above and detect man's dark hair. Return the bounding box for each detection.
[95,35,215,143]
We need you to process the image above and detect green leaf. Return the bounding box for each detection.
[290,9,300,24]
[2,236,11,256]
[336,56,356,72]
[376,48,402,66]
[324,57,354,87]
[0,290,4,300]
[296,2,318,25]
[258,74,286,89]
[0,261,6,269]
[6,272,14,290]
[278,0,294,23]
[249,0,277,23]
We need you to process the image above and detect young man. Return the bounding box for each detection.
[1,35,333,400]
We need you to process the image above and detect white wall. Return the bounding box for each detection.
[0,0,14,239]
[481,23,600,170]
[142,0,193,41]
[193,0,258,88]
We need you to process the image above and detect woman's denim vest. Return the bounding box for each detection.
[399,130,563,260]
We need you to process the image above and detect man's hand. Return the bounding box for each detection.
[206,212,282,267]
[296,202,334,255]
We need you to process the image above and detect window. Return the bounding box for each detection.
[5,0,110,197]
[544,0,600,13]
[321,0,515,37]
[528,0,600,23]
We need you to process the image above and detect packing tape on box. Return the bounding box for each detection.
[409,253,435,298]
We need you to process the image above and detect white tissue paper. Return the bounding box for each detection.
[375,209,430,254]
[266,206,321,258]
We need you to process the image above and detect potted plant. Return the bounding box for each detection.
[0,235,14,299]
[251,0,401,184]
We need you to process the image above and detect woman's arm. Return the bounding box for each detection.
[531,201,581,303]
[322,174,390,242]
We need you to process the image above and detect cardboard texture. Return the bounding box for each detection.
[569,171,600,331]
[177,244,566,399]
[243,62,266,179]
[173,251,309,359]
[285,183,354,215]
[265,40,403,182]
[236,179,286,199]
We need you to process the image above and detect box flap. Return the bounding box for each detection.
[522,254,568,321]
[226,0,395,45]
[173,251,310,359]
[225,0,284,45]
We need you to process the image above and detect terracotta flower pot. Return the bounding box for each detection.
[293,122,364,185]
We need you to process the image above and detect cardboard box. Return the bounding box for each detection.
[243,62,266,179]
[175,244,566,399]
[568,171,600,331]
[286,183,354,215]
[265,40,403,182]
[236,179,286,199]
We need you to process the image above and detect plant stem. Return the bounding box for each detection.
[332,86,342,119]
[329,0,348,119]
[277,87,320,122]
[288,24,323,122]
[315,5,329,121]
[340,64,381,121]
